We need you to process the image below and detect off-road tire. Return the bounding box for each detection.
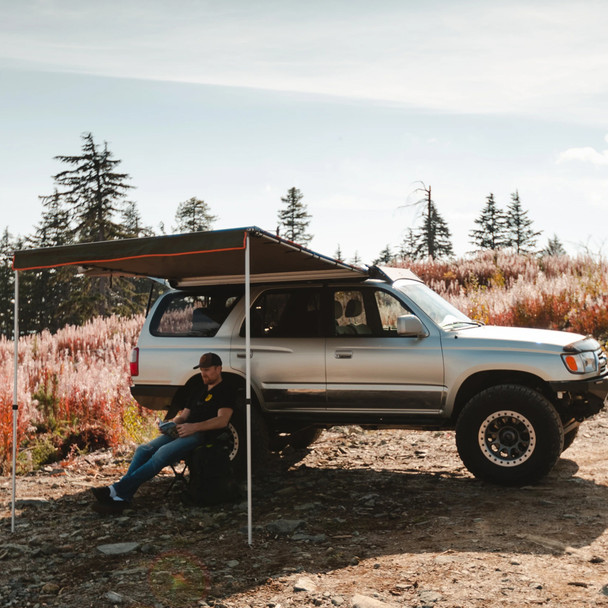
[288,427,323,450]
[456,384,564,485]
[226,405,271,478]
[562,425,580,452]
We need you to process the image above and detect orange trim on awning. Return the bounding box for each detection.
[12,232,248,272]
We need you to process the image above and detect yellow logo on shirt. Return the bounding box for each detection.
[205,394,213,401]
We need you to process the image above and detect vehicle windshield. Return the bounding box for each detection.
[395,280,479,330]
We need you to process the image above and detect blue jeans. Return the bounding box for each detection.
[113,432,202,501]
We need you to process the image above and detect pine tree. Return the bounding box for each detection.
[410,184,454,259]
[173,197,217,233]
[122,201,154,237]
[277,187,312,246]
[334,244,344,262]
[374,245,394,265]
[34,190,72,248]
[469,193,508,251]
[398,228,417,260]
[52,132,133,243]
[505,191,541,254]
[541,234,567,257]
[21,191,77,332]
[43,134,142,319]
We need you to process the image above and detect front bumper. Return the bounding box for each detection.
[550,374,608,418]
[550,374,608,402]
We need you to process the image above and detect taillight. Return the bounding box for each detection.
[130,347,139,377]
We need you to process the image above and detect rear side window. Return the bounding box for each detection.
[151,289,242,337]
[242,287,323,338]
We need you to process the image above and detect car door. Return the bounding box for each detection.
[326,286,445,414]
[231,286,326,412]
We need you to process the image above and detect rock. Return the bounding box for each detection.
[351,593,393,608]
[97,542,140,555]
[434,555,457,565]
[292,533,327,543]
[0,544,30,557]
[294,576,318,592]
[104,590,125,603]
[15,498,50,507]
[41,582,61,595]
[418,589,442,605]
[265,519,305,535]
[227,559,240,568]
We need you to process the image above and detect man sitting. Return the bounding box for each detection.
[91,352,235,514]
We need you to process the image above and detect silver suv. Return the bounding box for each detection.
[130,268,608,485]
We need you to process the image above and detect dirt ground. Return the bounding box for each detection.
[2,407,608,608]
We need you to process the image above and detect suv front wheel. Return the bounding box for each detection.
[456,384,564,485]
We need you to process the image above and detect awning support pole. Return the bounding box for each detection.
[11,270,19,533]
[245,233,252,546]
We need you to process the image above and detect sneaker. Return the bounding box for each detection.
[91,486,113,504]
[92,500,130,515]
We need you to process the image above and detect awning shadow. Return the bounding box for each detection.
[1,454,605,605]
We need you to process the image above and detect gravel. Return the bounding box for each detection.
[2,412,608,607]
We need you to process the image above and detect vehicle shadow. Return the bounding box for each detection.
[246,455,606,555]
[1,453,606,605]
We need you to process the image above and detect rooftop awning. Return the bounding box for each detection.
[10,226,369,540]
[12,226,367,286]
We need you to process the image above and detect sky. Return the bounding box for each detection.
[2,0,608,263]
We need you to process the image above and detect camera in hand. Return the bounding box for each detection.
[158,421,179,439]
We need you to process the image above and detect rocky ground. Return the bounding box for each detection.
[2,408,608,608]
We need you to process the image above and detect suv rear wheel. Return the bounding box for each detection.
[227,406,271,478]
[456,384,564,485]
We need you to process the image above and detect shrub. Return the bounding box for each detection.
[0,315,152,474]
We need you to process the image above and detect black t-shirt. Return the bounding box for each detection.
[186,379,236,441]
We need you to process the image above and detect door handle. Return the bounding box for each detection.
[237,352,253,358]
[335,350,353,359]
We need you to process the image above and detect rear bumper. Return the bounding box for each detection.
[130,384,179,411]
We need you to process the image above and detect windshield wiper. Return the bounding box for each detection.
[442,320,484,330]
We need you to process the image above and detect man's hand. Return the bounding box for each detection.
[176,423,198,437]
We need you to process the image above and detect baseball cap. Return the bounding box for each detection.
[193,352,222,369]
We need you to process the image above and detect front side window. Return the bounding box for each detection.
[244,288,322,338]
[151,289,241,337]
[374,290,412,335]
[333,288,412,337]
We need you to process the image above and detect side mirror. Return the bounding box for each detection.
[397,314,428,338]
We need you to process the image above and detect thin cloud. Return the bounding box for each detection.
[558,139,608,166]
[2,1,608,122]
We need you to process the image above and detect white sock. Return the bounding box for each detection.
[109,485,124,501]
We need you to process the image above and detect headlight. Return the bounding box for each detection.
[562,351,598,374]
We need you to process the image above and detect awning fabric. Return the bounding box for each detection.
[13,226,367,286]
